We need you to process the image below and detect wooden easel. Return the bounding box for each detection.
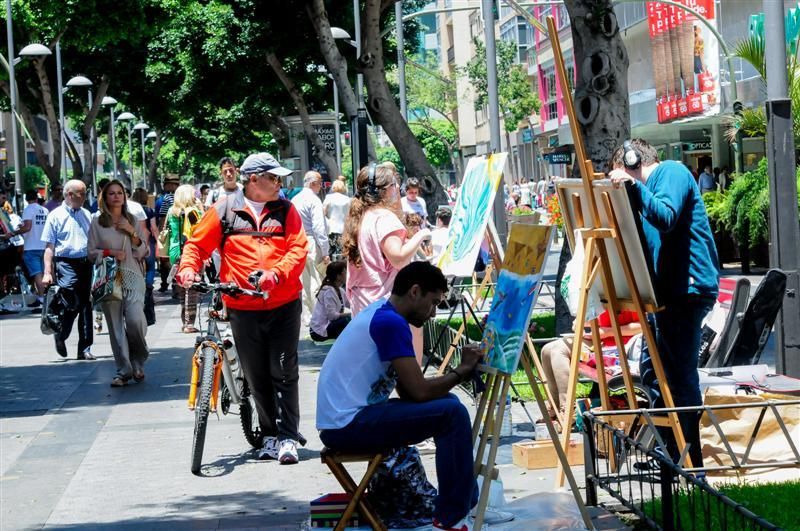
[468,223,593,530]
[542,16,693,488]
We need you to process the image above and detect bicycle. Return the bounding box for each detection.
[187,276,266,474]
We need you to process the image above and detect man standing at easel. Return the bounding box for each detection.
[609,138,719,468]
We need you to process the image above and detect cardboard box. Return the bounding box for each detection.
[512,435,584,470]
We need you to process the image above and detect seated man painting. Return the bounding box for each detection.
[316,261,482,531]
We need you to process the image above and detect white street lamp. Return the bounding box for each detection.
[145,131,157,139]
[101,96,118,181]
[66,75,96,193]
[116,112,136,188]
[133,122,149,187]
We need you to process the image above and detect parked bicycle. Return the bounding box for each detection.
[187,275,265,474]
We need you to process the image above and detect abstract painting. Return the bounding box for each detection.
[482,224,553,374]
[438,153,507,277]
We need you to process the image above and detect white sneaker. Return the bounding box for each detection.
[278,439,299,464]
[257,436,279,460]
[470,507,515,524]
[414,438,437,455]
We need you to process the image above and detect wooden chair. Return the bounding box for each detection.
[320,447,387,531]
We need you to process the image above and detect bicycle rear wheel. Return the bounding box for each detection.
[190,346,216,474]
[239,379,263,448]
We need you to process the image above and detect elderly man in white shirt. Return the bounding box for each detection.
[291,171,330,327]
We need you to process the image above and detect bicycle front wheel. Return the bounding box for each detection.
[190,346,217,475]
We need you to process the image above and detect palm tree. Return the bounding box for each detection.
[724,34,800,145]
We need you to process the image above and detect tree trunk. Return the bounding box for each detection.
[306,0,377,161]
[80,76,110,187]
[361,0,448,219]
[147,130,162,192]
[265,51,340,179]
[31,58,61,186]
[64,133,83,180]
[553,0,631,334]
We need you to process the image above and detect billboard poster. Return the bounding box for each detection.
[306,124,337,179]
[647,0,720,123]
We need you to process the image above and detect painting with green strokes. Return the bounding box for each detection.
[438,153,507,277]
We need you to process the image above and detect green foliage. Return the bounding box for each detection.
[376,145,404,175]
[727,34,800,144]
[410,120,457,169]
[22,166,47,193]
[463,39,541,133]
[647,479,800,530]
[701,190,726,225]
[721,159,770,248]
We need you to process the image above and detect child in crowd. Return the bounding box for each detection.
[309,261,351,342]
[404,213,433,260]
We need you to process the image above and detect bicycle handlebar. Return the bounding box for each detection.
[190,280,269,300]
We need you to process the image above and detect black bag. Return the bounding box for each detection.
[40,285,63,335]
[367,447,437,529]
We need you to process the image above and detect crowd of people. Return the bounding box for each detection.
[0,135,719,531]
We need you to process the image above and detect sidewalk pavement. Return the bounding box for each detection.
[0,291,598,530]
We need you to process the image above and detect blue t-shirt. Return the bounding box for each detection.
[632,160,719,303]
[316,300,414,430]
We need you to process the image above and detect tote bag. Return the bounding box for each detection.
[560,229,603,321]
[92,256,123,305]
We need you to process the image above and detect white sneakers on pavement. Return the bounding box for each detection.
[471,507,515,524]
[278,439,299,464]
[257,436,280,460]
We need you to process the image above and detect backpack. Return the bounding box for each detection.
[217,196,291,249]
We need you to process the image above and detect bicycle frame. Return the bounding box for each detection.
[188,340,223,411]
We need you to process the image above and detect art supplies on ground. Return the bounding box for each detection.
[309,493,361,528]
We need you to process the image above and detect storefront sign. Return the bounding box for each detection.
[682,141,711,152]
[522,128,533,144]
[647,0,720,124]
[544,152,572,164]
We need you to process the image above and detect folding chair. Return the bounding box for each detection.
[320,447,387,531]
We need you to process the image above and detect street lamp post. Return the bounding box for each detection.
[4,0,22,209]
[482,0,507,244]
[395,1,407,121]
[65,75,95,193]
[55,42,66,182]
[101,96,118,180]
[117,112,135,188]
[133,122,149,190]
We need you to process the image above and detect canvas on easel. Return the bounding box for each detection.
[438,153,507,277]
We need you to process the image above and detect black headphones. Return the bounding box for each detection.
[622,140,641,170]
[366,162,378,196]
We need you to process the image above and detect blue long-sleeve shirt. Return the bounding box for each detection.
[631,160,719,304]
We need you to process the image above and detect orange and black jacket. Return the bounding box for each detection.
[179,191,308,311]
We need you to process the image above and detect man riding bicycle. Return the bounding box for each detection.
[176,152,308,464]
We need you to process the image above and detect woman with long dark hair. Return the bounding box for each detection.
[88,180,150,387]
[342,163,431,317]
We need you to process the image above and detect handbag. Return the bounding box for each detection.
[40,285,63,335]
[156,226,170,258]
[92,256,123,304]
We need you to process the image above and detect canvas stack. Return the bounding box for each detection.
[309,493,361,528]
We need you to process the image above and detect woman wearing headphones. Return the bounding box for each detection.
[342,163,431,319]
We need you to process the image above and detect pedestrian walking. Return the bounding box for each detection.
[205,157,242,207]
[18,190,50,298]
[400,177,428,223]
[291,170,330,328]
[156,174,180,293]
[88,180,150,386]
[322,178,350,260]
[41,180,95,360]
[132,188,158,325]
[44,184,63,212]
[176,152,309,464]
[167,184,203,333]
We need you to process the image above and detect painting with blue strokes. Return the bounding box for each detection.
[438,153,507,277]
[481,224,553,374]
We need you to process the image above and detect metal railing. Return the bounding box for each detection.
[583,411,793,530]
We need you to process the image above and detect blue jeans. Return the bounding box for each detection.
[319,394,478,527]
[145,240,156,287]
[640,297,714,467]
